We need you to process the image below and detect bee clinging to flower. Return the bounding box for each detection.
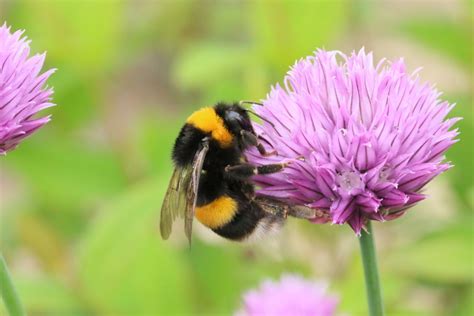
[160,102,325,244]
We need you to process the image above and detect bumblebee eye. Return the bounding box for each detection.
[225,110,241,122]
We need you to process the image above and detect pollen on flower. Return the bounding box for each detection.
[248,48,460,234]
[337,171,364,195]
[378,166,392,182]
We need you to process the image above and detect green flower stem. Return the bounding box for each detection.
[0,253,25,316]
[359,221,384,316]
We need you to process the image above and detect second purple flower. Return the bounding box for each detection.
[249,49,459,234]
[0,23,55,155]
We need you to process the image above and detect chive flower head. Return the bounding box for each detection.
[0,23,55,155]
[236,274,338,316]
[250,49,459,234]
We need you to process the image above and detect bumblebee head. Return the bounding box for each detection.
[215,102,255,141]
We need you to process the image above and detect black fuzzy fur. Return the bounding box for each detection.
[171,102,268,240]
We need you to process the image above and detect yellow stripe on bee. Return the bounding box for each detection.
[195,196,238,229]
[186,107,233,147]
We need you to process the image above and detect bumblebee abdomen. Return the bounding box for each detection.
[195,195,239,229]
[212,199,283,241]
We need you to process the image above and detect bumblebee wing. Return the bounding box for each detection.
[160,165,192,240]
[184,138,210,245]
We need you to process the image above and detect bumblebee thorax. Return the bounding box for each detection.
[186,107,233,147]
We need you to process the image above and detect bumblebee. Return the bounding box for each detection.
[160,102,322,244]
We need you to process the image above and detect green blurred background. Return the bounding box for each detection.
[0,0,472,315]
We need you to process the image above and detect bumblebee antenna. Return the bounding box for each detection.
[239,100,263,107]
[258,134,274,148]
[245,110,275,128]
[238,100,275,128]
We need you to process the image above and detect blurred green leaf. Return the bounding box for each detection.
[445,94,474,210]
[399,18,473,67]
[386,219,474,284]
[334,244,458,316]
[8,0,123,72]
[78,177,193,315]
[137,0,200,53]
[453,286,474,316]
[334,249,409,316]
[137,114,183,175]
[13,276,85,315]
[46,67,97,131]
[249,1,347,74]
[173,42,249,91]
[7,1,126,131]
[3,132,126,211]
[189,240,310,315]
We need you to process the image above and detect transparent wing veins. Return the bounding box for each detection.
[159,165,192,239]
[160,137,210,244]
[184,138,210,245]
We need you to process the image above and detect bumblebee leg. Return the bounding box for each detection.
[253,196,289,218]
[288,205,331,222]
[287,205,318,219]
[225,162,289,179]
[240,130,277,157]
[255,196,331,221]
[225,163,255,179]
[256,162,289,174]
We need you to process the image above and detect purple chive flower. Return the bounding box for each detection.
[249,49,459,235]
[0,23,55,155]
[236,274,338,316]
